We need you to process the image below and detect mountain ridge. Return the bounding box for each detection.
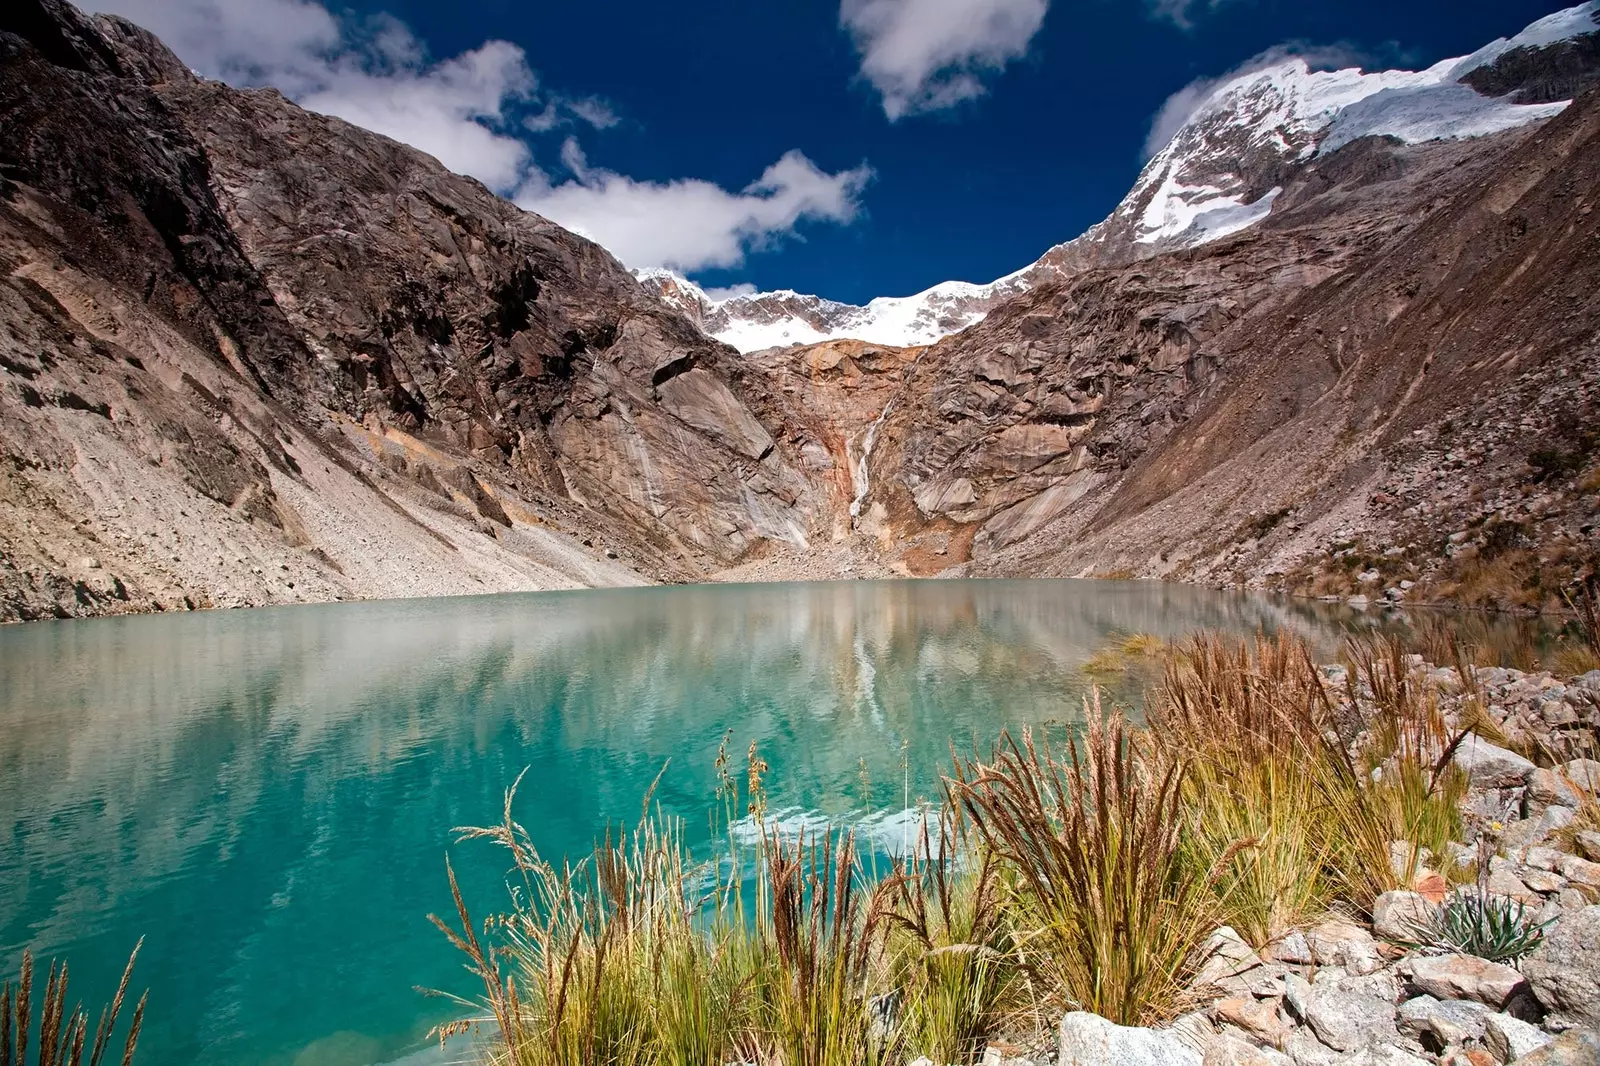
[641,1,1600,354]
[2,0,1598,620]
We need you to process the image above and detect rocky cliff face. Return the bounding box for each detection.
[0,0,830,619]
[3,0,1597,621]
[842,91,1600,611]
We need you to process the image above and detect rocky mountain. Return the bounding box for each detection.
[642,2,1600,355]
[0,0,844,619]
[2,0,1598,621]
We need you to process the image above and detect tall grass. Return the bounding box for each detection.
[435,631,1491,1063]
[952,709,1212,1026]
[1,942,145,1066]
[881,818,1017,1065]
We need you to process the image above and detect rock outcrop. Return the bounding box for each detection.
[3,0,1599,620]
[0,0,829,618]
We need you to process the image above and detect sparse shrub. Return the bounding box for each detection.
[1150,634,1343,946]
[1400,891,1552,963]
[882,819,1016,1066]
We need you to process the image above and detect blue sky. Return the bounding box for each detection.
[99,0,1577,304]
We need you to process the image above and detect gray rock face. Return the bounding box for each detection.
[1202,1034,1294,1066]
[1483,1013,1554,1064]
[1453,735,1537,789]
[1058,1012,1203,1066]
[1524,905,1600,1029]
[1510,1029,1600,1066]
[1396,995,1492,1045]
[1374,891,1440,943]
[1284,973,1399,1052]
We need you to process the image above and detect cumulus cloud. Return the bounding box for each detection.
[92,0,875,277]
[520,148,872,272]
[703,283,758,301]
[1142,41,1375,159]
[840,0,1048,120]
[94,0,540,189]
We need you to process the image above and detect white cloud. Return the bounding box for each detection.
[94,0,537,189]
[1142,42,1374,158]
[92,0,876,277]
[703,283,757,301]
[840,0,1048,120]
[519,151,873,272]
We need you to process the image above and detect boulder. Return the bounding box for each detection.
[1523,905,1600,1028]
[1521,868,1569,895]
[1283,1029,1340,1066]
[1510,1030,1599,1066]
[1284,973,1399,1052]
[1059,1012,1202,1066]
[1396,995,1492,1045]
[1454,736,1536,789]
[1565,760,1600,792]
[1577,833,1600,864]
[1483,1013,1553,1064]
[1375,891,1440,942]
[1307,919,1384,975]
[1339,1047,1436,1066]
[1529,769,1583,809]
[1560,857,1600,890]
[1406,955,1531,1010]
[1214,996,1288,1044]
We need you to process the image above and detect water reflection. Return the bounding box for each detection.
[0,580,1385,1066]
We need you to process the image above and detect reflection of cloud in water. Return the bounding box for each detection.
[729,805,943,860]
[0,579,1395,1066]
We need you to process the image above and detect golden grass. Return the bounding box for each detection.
[952,709,1213,1026]
[435,631,1491,1062]
[1,941,145,1066]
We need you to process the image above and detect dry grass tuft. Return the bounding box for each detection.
[951,708,1212,1026]
[1,941,145,1066]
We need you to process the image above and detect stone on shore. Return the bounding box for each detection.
[1396,995,1492,1045]
[1483,1013,1554,1064]
[1284,973,1399,1052]
[1375,891,1440,942]
[1453,735,1536,789]
[1508,1029,1600,1066]
[1059,1012,1203,1066]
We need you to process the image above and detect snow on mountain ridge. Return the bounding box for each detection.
[638,4,1599,353]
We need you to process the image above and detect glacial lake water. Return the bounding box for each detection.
[0,580,1417,1066]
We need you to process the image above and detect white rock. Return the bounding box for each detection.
[1523,904,1600,1029]
[1453,735,1536,788]
[1483,1012,1552,1064]
[1560,855,1600,889]
[1395,995,1491,1045]
[1201,1035,1293,1066]
[1528,768,1583,809]
[1284,974,1399,1052]
[1564,759,1600,791]
[1338,1046,1433,1066]
[1059,1012,1203,1066]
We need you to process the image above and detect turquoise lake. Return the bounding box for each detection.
[1,580,1389,1066]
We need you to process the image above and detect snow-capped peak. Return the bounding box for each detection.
[639,4,1599,354]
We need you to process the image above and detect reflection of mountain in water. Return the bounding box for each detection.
[0,580,1370,1066]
